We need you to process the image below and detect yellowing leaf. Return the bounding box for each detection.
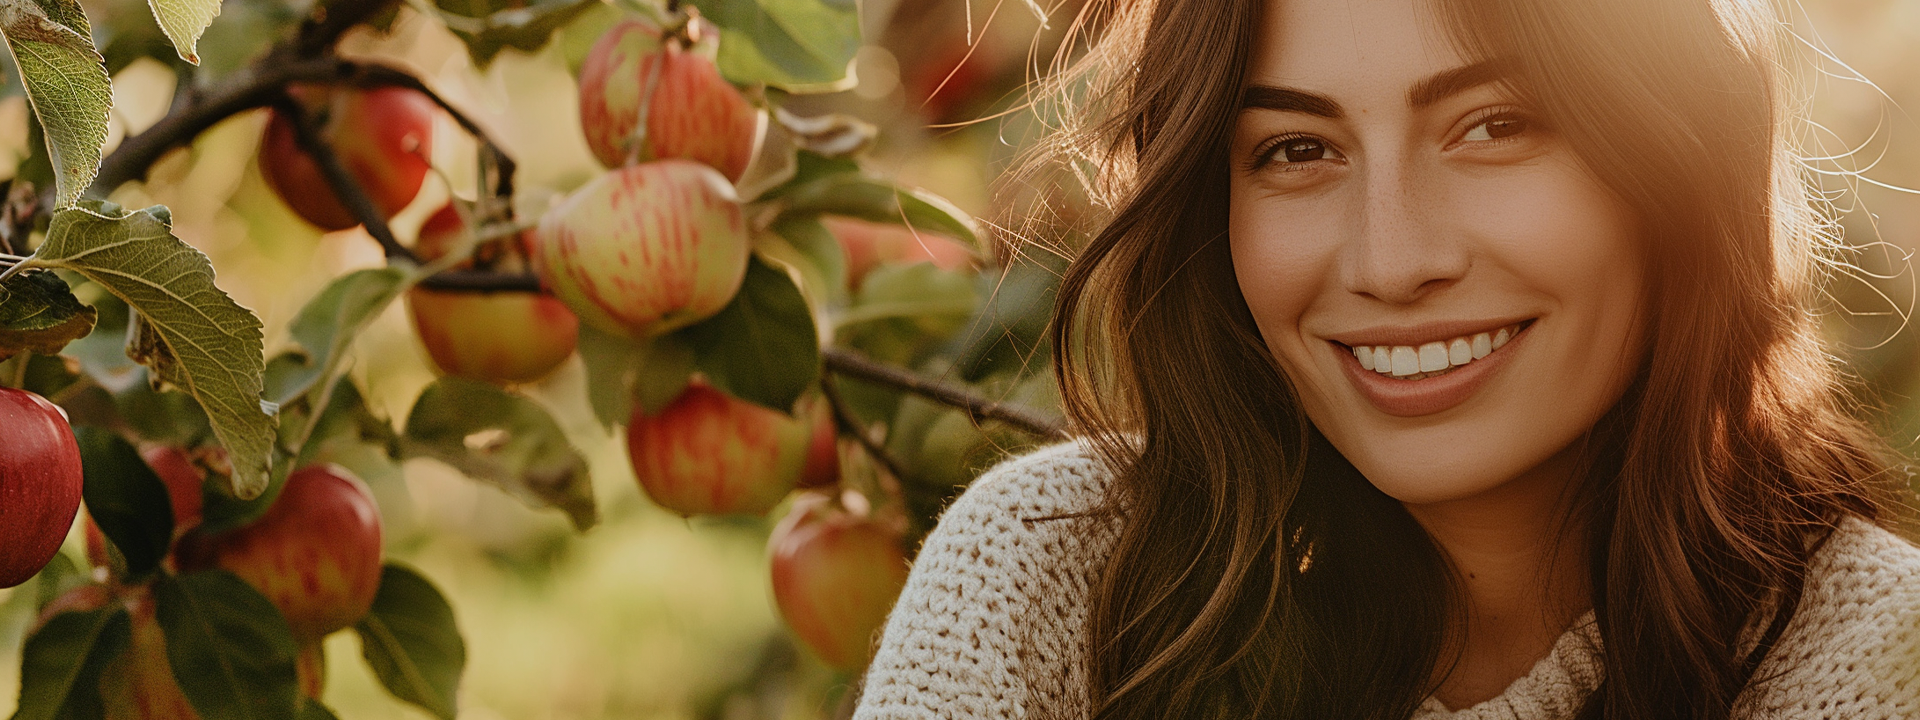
[23,202,274,498]
[0,0,109,207]
[145,0,220,64]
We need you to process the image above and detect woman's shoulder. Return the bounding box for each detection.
[853,439,1122,720]
[1738,516,1920,717]
[942,438,1120,524]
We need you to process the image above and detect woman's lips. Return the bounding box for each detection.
[1333,322,1532,417]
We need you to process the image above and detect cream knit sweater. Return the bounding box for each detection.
[854,441,1920,719]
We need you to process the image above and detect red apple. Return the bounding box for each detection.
[260,85,436,232]
[86,445,209,572]
[769,492,909,669]
[578,19,761,180]
[99,588,200,720]
[176,465,382,643]
[822,216,977,290]
[407,204,581,384]
[534,160,750,338]
[797,398,838,489]
[627,380,811,516]
[0,387,84,589]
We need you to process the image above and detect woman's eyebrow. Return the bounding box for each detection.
[1240,60,1506,117]
[1242,85,1343,118]
[1407,60,1503,109]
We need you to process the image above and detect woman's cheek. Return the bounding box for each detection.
[1228,191,1344,347]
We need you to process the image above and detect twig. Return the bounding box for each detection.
[272,93,419,264]
[822,348,1068,440]
[819,372,907,483]
[287,0,402,60]
[415,269,542,292]
[92,58,515,200]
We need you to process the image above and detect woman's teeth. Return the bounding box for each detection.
[1351,323,1525,380]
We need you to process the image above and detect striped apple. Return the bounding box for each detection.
[407,204,580,384]
[0,387,83,589]
[769,492,909,670]
[578,18,762,180]
[627,380,811,516]
[259,85,435,232]
[534,160,750,338]
[175,465,382,643]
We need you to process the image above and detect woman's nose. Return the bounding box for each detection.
[1341,161,1470,305]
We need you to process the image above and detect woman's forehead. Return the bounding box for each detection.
[1249,0,1472,105]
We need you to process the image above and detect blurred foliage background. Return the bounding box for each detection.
[4,0,1920,717]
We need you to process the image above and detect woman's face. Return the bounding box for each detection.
[1227,0,1646,505]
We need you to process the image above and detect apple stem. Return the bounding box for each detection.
[822,347,1069,440]
[0,256,29,284]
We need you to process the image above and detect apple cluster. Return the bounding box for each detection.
[566,15,918,671]
[240,9,954,673]
[69,456,384,709]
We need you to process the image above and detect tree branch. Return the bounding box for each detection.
[819,372,907,483]
[92,58,515,200]
[272,93,418,263]
[822,348,1068,440]
[415,269,542,292]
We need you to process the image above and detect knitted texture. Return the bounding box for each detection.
[855,441,1920,719]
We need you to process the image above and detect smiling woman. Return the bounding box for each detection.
[852,0,1920,719]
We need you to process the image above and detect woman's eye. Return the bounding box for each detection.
[1252,135,1342,170]
[1462,114,1529,143]
[1280,138,1331,162]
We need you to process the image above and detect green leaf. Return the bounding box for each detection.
[75,427,174,578]
[575,324,695,428]
[950,261,1060,380]
[264,268,412,408]
[144,0,220,64]
[401,378,597,530]
[13,600,129,720]
[0,268,95,360]
[29,552,84,612]
[436,0,601,69]
[839,262,978,327]
[678,255,818,412]
[752,149,859,203]
[355,565,465,720]
[775,173,979,247]
[770,214,846,293]
[688,0,859,90]
[22,202,274,499]
[153,570,301,720]
[0,0,110,207]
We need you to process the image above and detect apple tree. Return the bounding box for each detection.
[0,0,1065,714]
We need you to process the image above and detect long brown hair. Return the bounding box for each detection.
[1003,0,1905,718]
